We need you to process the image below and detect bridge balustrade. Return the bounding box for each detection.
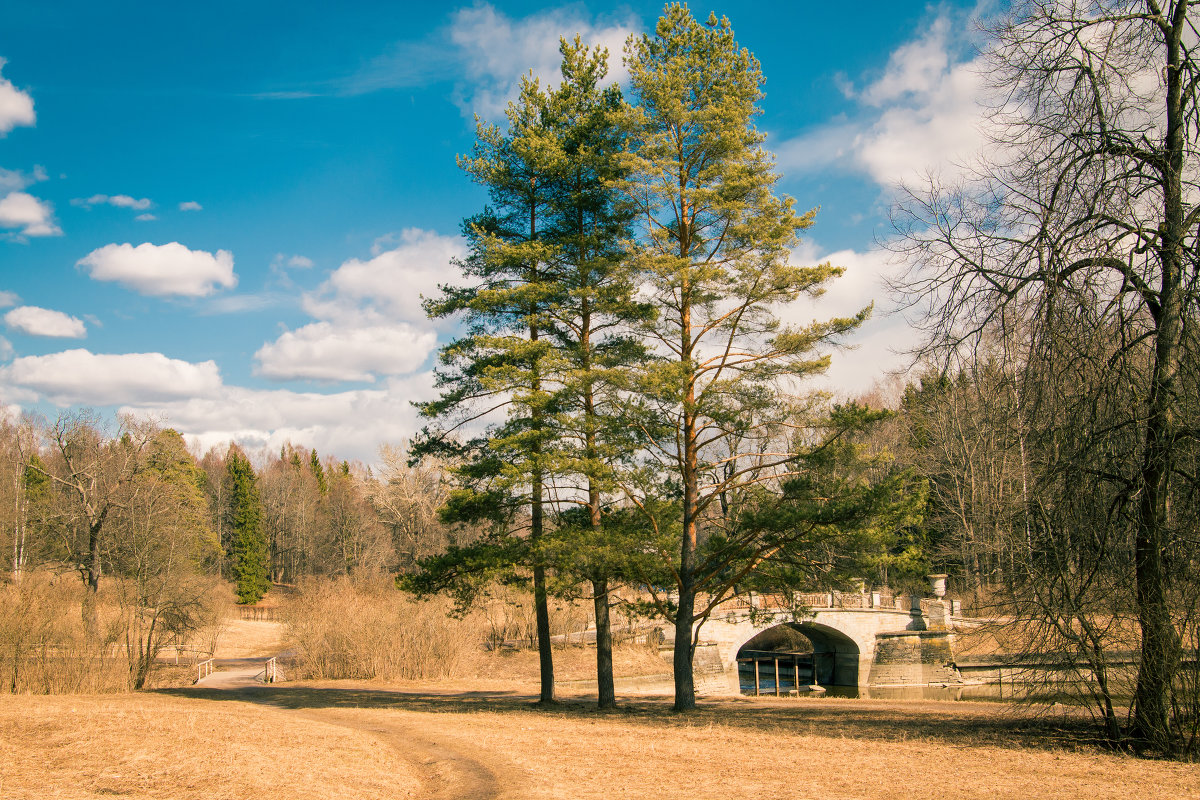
[712,590,924,614]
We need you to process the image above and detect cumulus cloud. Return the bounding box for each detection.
[178,201,203,211]
[0,59,35,136]
[347,4,636,119]
[4,306,86,338]
[0,291,17,308]
[122,373,438,464]
[253,228,461,385]
[303,228,464,326]
[0,191,60,237]
[779,243,917,397]
[775,10,990,188]
[3,349,223,406]
[254,321,438,382]
[77,242,237,297]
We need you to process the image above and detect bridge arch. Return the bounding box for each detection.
[735,621,862,688]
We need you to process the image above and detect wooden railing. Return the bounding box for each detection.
[196,659,214,682]
[263,657,277,683]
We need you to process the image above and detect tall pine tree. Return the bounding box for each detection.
[413,69,562,703]
[537,37,650,709]
[622,5,867,710]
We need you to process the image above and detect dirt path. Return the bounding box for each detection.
[190,669,513,799]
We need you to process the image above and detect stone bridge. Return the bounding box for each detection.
[691,587,964,692]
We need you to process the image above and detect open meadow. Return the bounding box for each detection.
[3,584,1198,799]
[2,680,1197,800]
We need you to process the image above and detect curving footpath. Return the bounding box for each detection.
[190,663,510,799]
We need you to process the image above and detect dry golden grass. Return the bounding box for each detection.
[212,618,285,658]
[187,682,1199,800]
[4,681,1198,799]
[422,699,1198,800]
[0,693,420,800]
[470,642,669,683]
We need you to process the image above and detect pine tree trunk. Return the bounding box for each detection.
[592,576,615,708]
[672,555,697,711]
[673,395,698,711]
[531,463,555,704]
[672,208,698,712]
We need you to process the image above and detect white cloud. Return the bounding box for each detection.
[447,5,635,118]
[179,201,203,211]
[109,194,152,210]
[72,194,153,211]
[267,253,315,289]
[775,10,991,188]
[4,306,86,338]
[135,213,156,221]
[855,60,989,187]
[0,191,60,237]
[347,4,636,120]
[860,17,954,106]
[0,291,17,308]
[0,59,35,136]
[254,321,438,382]
[772,121,860,176]
[779,243,917,397]
[252,229,460,386]
[3,349,223,406]
[77,242,237,297]
[0,337,11,361]
[123,373,438,464]
[303,228,464,326]
[0,165,46,192]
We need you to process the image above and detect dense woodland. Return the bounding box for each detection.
[1,1,1198,759]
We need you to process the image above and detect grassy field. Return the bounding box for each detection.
[3,681,1197,800]
[0,693,421,800]
[3,612,1195,799]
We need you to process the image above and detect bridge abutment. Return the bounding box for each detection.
[695,594,963,693]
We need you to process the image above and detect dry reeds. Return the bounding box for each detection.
[284,575,480,681]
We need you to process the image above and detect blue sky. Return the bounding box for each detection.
[0,1,987,461]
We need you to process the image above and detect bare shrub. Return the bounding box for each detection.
[0,574,129,693]
[480,585,590,650]
[284,575,480,681]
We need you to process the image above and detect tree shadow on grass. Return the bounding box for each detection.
[156,682,1110,753]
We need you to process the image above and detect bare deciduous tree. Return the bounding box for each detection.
[892,0,1200,753]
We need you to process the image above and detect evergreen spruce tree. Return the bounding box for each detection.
[309,448,328,495]
[224,445,270,604]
